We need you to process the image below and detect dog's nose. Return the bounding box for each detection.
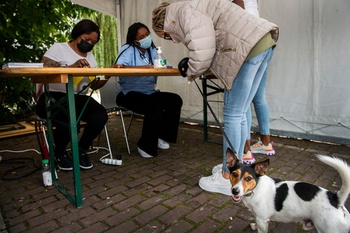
[232,188,239,195]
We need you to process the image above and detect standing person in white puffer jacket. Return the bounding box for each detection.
[211,0,276,170]
[152,0,279,196]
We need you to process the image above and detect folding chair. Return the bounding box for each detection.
[99,76,132,154]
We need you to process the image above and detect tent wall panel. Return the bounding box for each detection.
[72,0,350,145]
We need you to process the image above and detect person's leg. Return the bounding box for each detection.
[241,57,272,163]
[117,91,160,156]
[53,94,106,170]
[199,68,255,195]
[36,92,73,170]
[245,105,252,153]
[77,95,108,151]
[253,67,269,138]
[199,48,273,196]
[244,62,270,159]
[250,54,276,155]
[157,92,183,143]
[223,48,273,164]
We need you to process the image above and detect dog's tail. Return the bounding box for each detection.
[316,154,350,207]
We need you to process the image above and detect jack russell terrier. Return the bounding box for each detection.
[226,148,350,233]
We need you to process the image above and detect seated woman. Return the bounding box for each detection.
[112,22,183,158]
[36,19,108,170]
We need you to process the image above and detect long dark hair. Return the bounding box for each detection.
[126,22,155,47]
[70,19,100,42]
[115,22,155,64]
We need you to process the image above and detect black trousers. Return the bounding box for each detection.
[117,91,183,156]
[36,92,108,157]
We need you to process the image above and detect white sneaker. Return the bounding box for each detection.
[158,139,169,149]
[199,171,232,196]
[137,147,153,158]
[212,163,222,174]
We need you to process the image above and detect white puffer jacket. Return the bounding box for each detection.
[163,0,279,90]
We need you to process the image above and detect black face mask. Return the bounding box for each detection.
[77,39,94,53]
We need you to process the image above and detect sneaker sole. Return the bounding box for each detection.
[251,150,275,156]
[80,164,93,170]
[243,160,256,165]
[138,147,154,158]
[58,166,73,171]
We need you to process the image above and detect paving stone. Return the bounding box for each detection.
[0,115,349,232]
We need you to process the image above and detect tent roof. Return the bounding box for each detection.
[71,0,119,18]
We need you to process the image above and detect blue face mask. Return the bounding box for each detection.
[137,35,152,49]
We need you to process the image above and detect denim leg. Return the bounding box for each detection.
[222,48,273,170]
[252,67,270,135]
[246,106,252,141]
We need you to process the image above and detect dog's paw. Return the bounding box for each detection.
[302,220,314,230]
[250,222,257,231]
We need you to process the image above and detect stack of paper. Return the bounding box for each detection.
[2,62,44,69]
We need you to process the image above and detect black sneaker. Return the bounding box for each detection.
[56,153,73,171]
[79,151,93,170]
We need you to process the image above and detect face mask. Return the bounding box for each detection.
[137,35,152,49]
[77,39,94,53]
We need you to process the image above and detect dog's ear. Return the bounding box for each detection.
[226,148,239,168]
[254,159,270,176]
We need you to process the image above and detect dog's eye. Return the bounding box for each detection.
[245,176,252,182]
[232,172,238,178]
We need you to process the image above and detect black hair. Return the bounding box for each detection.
[115,22,155,64]
[71,19,100,42]
[126,22,155,47]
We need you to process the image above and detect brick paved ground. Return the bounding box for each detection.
[0,113,349,233]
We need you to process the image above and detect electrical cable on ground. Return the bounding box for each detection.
[0,149,42,180]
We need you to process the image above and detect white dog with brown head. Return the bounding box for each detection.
[226,148,350,233]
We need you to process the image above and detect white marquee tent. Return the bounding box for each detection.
[72,0,350,145]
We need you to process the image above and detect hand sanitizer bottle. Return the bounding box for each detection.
[154,46,167,69]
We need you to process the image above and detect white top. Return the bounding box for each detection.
[44,43,97,94]
[244,0,259,17]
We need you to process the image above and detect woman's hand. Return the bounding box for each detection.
[105,64,125,80]
[70,59,91,68]
[110,64,125,68]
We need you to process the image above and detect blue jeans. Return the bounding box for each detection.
[246,65,270,140]
[222,47,273,170]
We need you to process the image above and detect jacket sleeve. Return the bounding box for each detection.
[182,13,216,80]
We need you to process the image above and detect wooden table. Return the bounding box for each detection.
[0,67,180,208]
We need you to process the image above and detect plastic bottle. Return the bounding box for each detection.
[42,159,52,186]
[154,46,167,69]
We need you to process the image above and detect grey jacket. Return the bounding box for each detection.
[164,0,279,90]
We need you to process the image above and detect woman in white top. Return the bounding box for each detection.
[36,20,108,171]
